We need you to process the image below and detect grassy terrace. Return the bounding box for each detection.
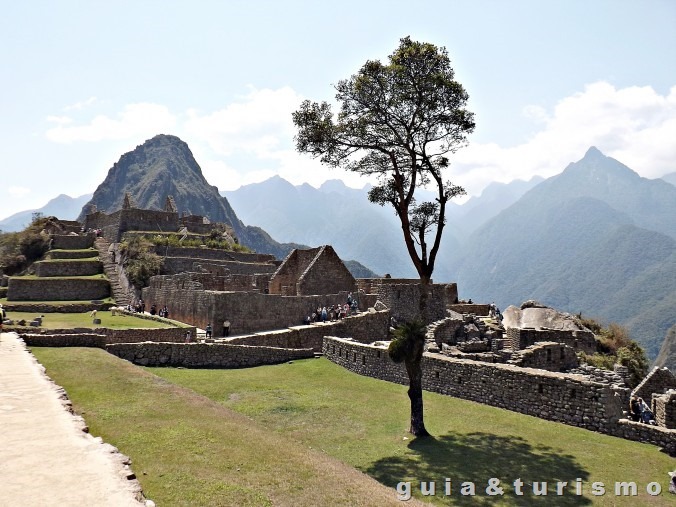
[31,349,675,506]
[0,297,115,305]
[6,311,177,329]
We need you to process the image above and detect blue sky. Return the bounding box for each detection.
[1,0,675,220]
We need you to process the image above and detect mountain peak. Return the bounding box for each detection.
[583,146,604,159]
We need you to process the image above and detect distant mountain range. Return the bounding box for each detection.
[0,193,92,232]
[2,139,673,362]
[450,147,676,359]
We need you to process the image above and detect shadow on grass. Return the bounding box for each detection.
[366,432,591,506]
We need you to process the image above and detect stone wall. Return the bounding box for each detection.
[21,326,195,347]
[161,257,277,277]
[505,327,596,354]
[269,248,321,295]
[153,246,276,264]
[508,342,579,372]
[323,337,676,454]
[85,209,179,242]
[51,234,95,250]
[7,278,110,301]
[633,367,676,401]
[35,260,103,277]
[224,310,390,352]
[447,303,490,316]
[357,279,457,324]
[142,275,367,336]
[653,390,676,429]
[298,246,357,297]
[105,342,314,368]
[22,333,108,347]
[47,249,98,260]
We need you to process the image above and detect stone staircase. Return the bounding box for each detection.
[94,238,133,306]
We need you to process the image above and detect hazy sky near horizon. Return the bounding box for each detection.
[1,0,675,221]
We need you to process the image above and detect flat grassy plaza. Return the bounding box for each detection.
[31,348,675,506]
[5,311,177,330]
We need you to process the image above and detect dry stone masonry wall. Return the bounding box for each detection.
[35,260,103,277]
[105,342,314,367]
[8,278,110,301]
[323,336,676,454]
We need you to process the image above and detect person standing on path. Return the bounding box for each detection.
[222,319,231,337]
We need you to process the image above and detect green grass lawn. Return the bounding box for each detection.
[7,311,176,329]
[0,297,115,305]
[30,349,676,506]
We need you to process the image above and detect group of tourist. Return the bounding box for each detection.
[304,293,359,325]
[489,302,503,322]
[629,395,657,425]
[126,299,170,319]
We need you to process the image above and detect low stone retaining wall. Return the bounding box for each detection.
[224,310,390,352]
[323,337,676,454]
[447,303,491,316]
[7,278,110,301]
[20,326,195,347]
[51,234,95,250]
[47,249,99,260]
[106,342,314,368]
[23,333,108,347]
[35,260,103,277]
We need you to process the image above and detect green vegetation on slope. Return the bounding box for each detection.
[31,349,675,506]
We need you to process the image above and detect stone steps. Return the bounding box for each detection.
[95,238,132,306]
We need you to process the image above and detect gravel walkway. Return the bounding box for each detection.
[0,332,149,506]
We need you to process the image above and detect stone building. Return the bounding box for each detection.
[268,245,356,296]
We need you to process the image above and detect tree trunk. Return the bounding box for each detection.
[405,356,429,437]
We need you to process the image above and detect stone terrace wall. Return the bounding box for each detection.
[8,278,110,301]
[323,337,627,433]
[269,248,319,295]
[142,275,366,335]
[22,333,108,347]
[162,257,277,277]
[105,342,314,368]
[21,326,195,347]
[51,234,95,250]
[153,246,276,264]
[323,337,676,454]
[505,327,596,354]
[447,303,490,316]
[225,310,390,352]
[102,326,194,344]
[47,249,98,260]
[35,260,103,277]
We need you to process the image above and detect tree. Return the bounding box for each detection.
[388,320,430,436]
[293,36,475,436]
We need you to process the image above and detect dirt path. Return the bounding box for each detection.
[0,332,148,506]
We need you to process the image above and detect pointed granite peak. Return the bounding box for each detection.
[584,146,605,159]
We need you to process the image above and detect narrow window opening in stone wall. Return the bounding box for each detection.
[377,350,381,358]
[435,371,440,379]
[538,384,543,394]
[362,355,366,365]
[353,352,357,362]
[457,377,462,384]
[560,347,565,359]
[332,345,335,354]
[546,349,552,362]
[338,348,341,357]
[570,389,576,399]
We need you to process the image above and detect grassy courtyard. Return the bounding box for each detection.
[31,348,675,506]
[6,311,178,329]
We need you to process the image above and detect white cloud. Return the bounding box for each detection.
[64,96,98,111]
[42,82,675,201]
[453,82,676,196]
[45,103,177,143]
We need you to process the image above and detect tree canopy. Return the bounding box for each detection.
[293,36,474,287]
